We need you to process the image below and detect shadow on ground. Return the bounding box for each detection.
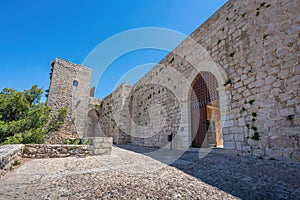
[116,144,300,200]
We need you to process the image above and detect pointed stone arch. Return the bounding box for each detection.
[189,71,223,148]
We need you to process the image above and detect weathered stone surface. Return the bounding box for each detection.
[47,58,92,137]
[290,150,300,161]
[46,0,300,161]
[266,147,284,159]
[223,134,234,141]
[224,142,236,150]
[253,149,265,157]
[23,144,92,158]
[0,144,24,178]
[97,83,132,144]
[269,136,297,149]
[294,115,300,126]
[86,137,113,155]
[1,145,299,199]
[234,134,245,142]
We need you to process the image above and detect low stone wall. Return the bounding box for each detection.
[23,144,92,158]
[0,137,113,177]
[86,137,113,155]
[0,144,24,177]
[23,137,113,158]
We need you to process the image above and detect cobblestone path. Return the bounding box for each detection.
[0,145,299,200]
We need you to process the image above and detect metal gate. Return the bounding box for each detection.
[190,72,220,148]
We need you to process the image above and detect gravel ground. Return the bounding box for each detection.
[0,145,299,200]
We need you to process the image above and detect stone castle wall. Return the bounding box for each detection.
[184,0,299,159]
[47,58,92,137]
[46,0,299,160]
[98,83,132,144]
[100,0,299,160]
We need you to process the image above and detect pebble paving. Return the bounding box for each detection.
[0,145,299,200]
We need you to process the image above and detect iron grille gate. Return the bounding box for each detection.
[190,72,220,148]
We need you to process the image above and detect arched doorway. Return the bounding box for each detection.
[86,109,106,137]
[190,72,223,148]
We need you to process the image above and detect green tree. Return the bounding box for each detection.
[0,85,67,145]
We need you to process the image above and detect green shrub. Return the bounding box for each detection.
[64,139,71,145]
[252,132,260,140]
[0,85,67,145]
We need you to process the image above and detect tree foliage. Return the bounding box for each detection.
[0,85,67,145]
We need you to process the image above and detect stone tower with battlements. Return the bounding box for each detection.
[47,58,92,137]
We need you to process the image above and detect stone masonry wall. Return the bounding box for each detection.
[23,144,92,158]
[186,0,299,160]
[47,58,92,137]
[0,139,112,177]
[23,138,112,158]
[86,97,106,137]
[100,0,299,160]
[98,83,132,144]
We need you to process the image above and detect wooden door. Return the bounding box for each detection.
[190,72,219,148]
[191,103,207,147]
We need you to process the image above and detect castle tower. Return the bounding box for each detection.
[47,58,92,137]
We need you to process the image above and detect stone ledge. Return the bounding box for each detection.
[23,144,92,158]
[23,137,113,158]
[0,137,113,177]
[85,137,113,155]
[0,144,24,178]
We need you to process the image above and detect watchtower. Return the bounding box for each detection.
[47,58,92,137]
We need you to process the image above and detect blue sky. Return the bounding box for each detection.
[0,0,227,99]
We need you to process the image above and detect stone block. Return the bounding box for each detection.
[265,75,277,84]
[229,127,244,134]
[269,136,296,148]
[234,134,245,142]
[271,88,281,96]
[234,81,243,89]
[242,145,251,152]
[236,142,242,150]
[293,115,300,126]
[272,80,282,87]
[223,134,234,141]
[222,128,229,134]
[279,93,292,102]
[253,149,264,157]
[265,147,283,159]
[238,118,245,126]
[276,47,289,58]
[224,142,236,150]
[93,148,111,155]
[23,147,37,155]
[278,69,290,79]
[290,150,300,161]
[244,76,256,85]
[223,120,234,128]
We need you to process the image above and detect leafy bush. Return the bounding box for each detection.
[0,85,67,145]
[64,139,71,144]
[63,138,82,145]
